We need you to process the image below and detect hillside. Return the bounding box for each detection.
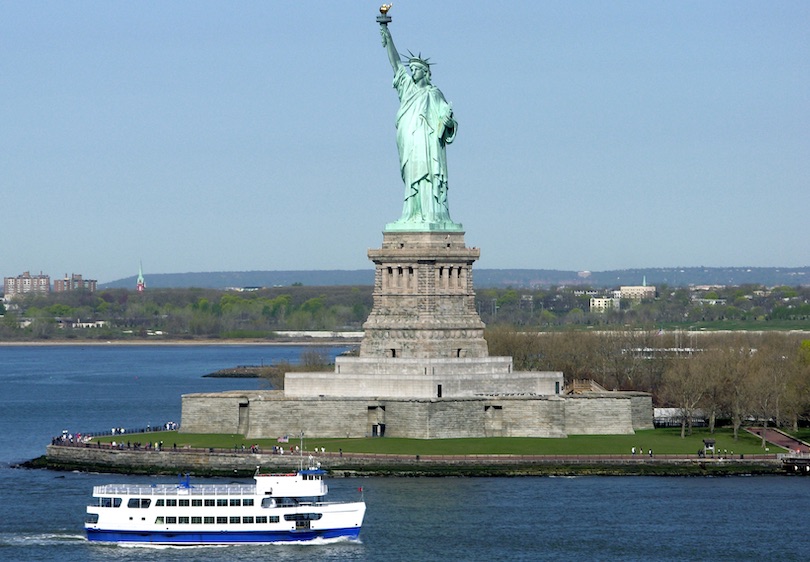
[101,266,809,290]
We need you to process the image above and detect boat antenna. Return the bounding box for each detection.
[299,431,305,471]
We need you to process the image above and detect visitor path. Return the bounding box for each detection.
[47,441,780,465]
[746,427,810,453]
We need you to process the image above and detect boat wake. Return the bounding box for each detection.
[261,536,362,546]
[0,532,86,547]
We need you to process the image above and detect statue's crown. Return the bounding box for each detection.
[403,50,432,70]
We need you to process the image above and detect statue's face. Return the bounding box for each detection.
[410,64,429,85]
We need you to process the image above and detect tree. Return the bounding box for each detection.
[695,349,725,434]
[697,334,758,440]
[661,358,707,438]
[749,352,781,448]
[784,340,810,431]
[484,325,545,371]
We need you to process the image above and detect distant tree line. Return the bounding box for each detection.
[475,284,810,328]
[1,283,807,340]
[0,286,372,340]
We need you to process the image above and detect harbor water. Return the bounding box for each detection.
[1,344,809,561]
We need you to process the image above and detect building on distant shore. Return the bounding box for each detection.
[3,271,50,303]
[53,273,97,293]
[590,296,621,312]
[136,262,146,292]
[620,276,656,301]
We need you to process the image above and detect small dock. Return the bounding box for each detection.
[781,453,810,474]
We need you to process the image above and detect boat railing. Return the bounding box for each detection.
[92,483,256,496]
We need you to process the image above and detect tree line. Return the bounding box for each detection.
[0,286,372,340]
[1,283,807,340]
[475,284,810,328]
[487,328,810,439]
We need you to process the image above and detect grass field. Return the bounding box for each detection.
[93,427,783,456]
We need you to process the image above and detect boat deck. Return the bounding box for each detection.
[93,483,256,496]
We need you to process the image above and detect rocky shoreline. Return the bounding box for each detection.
[22,444,787,478]
[203,365,264,378]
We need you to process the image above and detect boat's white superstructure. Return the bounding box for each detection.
[85,467,365,544]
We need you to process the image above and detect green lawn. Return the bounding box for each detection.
[786,429,810,443]
[94,427,781,456]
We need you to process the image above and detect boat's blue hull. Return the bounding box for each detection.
[86,526,361,544]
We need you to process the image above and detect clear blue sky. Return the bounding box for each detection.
[2,2,808,284]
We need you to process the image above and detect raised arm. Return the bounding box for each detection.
[379,23,402,73]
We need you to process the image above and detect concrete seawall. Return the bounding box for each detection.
[42,444,782,477]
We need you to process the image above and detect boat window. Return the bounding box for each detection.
[85,514,99,524]
[216,516,227,524]
[256,516,267,524]
[179,499,190,507]
[230,499,241,506]
[229,516,240,524]
[178,517,189,524]
[216,499,228,506]
[127,498,151,509]
[284,513,323,521]
[270,515,280,523]
[154,517,164,525]
[166,516,177,524]
[166,499,177,507]
[243,516,254,524]
[155,499,164,507]
[192,517,202,524]
[243,498,254,506]
[204,499,215,506]
[204,516,214,524]
[100,497,121,508]
[192,499,202,507]
[261,497,276,508]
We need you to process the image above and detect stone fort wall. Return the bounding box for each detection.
[180,392,653,439]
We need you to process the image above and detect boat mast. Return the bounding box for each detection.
[299,431,304,471]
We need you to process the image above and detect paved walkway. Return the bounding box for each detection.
[746,427,810,453]
[48,442,779,465]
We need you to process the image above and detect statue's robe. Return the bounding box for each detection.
[393,65,457,224]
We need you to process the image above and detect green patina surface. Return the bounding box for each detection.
[379,14,462,233]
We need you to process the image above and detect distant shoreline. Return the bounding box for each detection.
[0,338,360,347]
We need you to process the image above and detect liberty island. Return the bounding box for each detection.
[174,7,652,441]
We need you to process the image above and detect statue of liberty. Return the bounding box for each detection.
[378,9,462,231]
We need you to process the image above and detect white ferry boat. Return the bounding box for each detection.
[85,466,366,544]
